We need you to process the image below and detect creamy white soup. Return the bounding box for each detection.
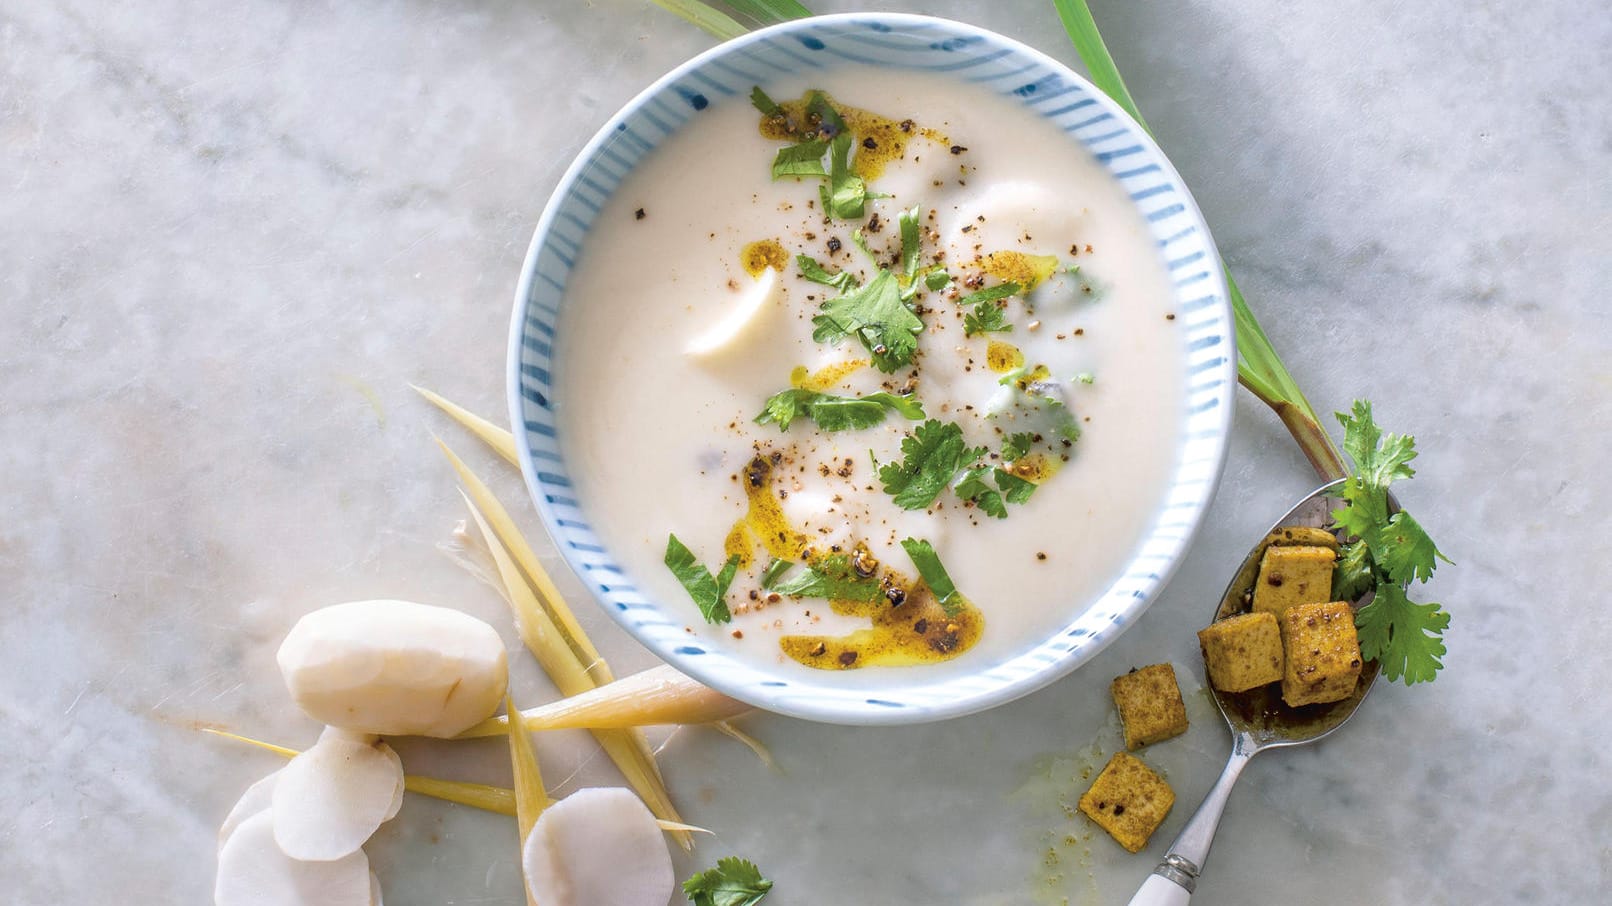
[554,66,1182,676]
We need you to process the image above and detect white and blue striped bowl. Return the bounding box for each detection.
[508,14,1235,725]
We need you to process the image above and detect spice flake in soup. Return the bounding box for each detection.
[554,68,1183,676]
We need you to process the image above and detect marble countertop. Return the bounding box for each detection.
[5,1,1608,903]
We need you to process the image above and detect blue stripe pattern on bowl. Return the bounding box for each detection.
[508,14,1235,725]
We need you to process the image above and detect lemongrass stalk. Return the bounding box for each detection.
[649,0,748,40]
[460,492,693,850]
[459,664,752,738]
[1051,0,1346,481]
[506,696,552,840]
[202,728,707,833]
[712,720,776,772]
[413,385,519,466]
[436,438,609,684]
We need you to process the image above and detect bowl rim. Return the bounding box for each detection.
[506,12,1236,725]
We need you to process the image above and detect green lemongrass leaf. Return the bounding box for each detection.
[1054,0,1347,480]
[649,0,748,41]
[724,0,812,25]
[900,538,962,616]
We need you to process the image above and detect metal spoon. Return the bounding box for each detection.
[1127,478,1380,905]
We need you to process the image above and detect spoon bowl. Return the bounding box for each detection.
[1128,479,1379,905]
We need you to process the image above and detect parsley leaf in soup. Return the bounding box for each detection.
[812,270,924,372]
[764,554,883,602]
[754,387,924,432]
[683,856,774,906]
[877,419,983,510]
[957,282,1021,309]
[796,253,859,292]
[900,537,963,616]
[803,91,848,137]
[663,534,738,624]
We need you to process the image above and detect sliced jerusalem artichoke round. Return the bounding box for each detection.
[271,728,404,862]
[521,787,674,906]
[277,599,508,738]
[219,770,281,851]
[216,810,372,906]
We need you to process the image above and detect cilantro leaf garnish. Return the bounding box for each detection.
[876,419,983,510]
[993,467,1037,505]
[1329,400,1452,684]
[818,131,867,219]
[1002,432,1036,462]
[957,283,1021,308]
[796,253,859,292]
[754,388,924,432]
[1355,583,1449,686]
[963,300,1011,337]
[959,282,1020,336]
[898,205,923,283]
[954,465,1007,518]
[924,270,951,291]
[749,86,785,119]
[664,534,738,624]
[759,558,791,588]
[804,90,847,138]
[812,270,923,372]
[900,538,963,616]
[683,856,774,906]
[770,140,827,179]
[764,554,882,602]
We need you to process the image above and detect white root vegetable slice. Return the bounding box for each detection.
[219,770,281,851]
[277,599,508,738]
[216,810,372,906]
[381,744,404,822]
[685,267,779,358]
[271,728,404,862]
[521,787,673,906]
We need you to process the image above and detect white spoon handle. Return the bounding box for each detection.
[1127,872,1193,906]
[1127,742,1255,905]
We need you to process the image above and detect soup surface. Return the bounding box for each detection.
[554,66,1183,679]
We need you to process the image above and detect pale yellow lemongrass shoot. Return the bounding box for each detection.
[458,664,751,738]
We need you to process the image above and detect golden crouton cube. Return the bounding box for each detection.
[1262,526,1341,550]
[1252,545,1337,618]
[1078,752,1175,853]
[1280,601,1364,706]
[1111,664,1188,750]
[1197,612,1284,693]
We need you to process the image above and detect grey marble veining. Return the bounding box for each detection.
[3,1,1608,903]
